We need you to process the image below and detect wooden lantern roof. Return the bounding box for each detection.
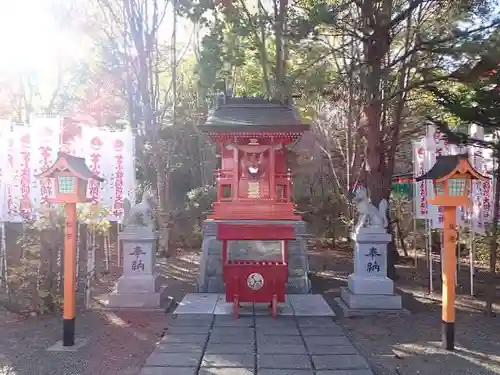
[415,153,488,182]
[200,96,310,133]
[36,152,104,181]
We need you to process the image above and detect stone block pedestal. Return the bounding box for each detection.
[104,227,166,308]
[335,228,404,317]
[197,219,311,294]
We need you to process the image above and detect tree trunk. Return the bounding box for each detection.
[157,169,171,257]
[485,162,500,316]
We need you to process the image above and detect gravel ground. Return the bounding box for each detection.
[0,252,199,375]
[309,242,500,375]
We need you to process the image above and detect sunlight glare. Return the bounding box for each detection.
[0,0,83,74]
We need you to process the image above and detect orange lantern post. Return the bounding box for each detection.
[416,153,489,350]
[36,152,104,347]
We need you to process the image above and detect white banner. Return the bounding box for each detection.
[9,125,35,222]
[413,139,430,219]
[469,125,486,233]
[104,131,136,221]
[0,121,11,222]
[425,125,450,229]
[413,124,496,233]
[0,117,136,223]
[30,117,61,209]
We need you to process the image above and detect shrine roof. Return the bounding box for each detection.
[201,97,309,132]
[415,153,487,181]
[36,152,104,181]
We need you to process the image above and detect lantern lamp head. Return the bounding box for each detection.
[415,153,489,207]
[35,152,104,204]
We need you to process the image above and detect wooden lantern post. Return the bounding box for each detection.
[416,153,489,351]
[36,152,104,347]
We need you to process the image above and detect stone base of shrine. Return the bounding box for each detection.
[96,287,170,309]
[96,274,169,309]
[348,274,395,295]
[335,287,405,317]
[197,219,311,294]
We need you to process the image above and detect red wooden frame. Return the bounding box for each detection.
[218,224,294,319]
[209,133,302,221]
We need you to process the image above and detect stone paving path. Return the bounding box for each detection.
[139,314,374,375]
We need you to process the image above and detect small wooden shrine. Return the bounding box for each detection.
[199,96,311,318]
[200,96,309,220]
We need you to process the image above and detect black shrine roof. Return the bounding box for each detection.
[37,152,104,181]
[415,153,469,181]
[62,152,104,181]
[201,96,310,132]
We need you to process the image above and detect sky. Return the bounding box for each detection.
[0,0,85,74]
[0,0,194,77]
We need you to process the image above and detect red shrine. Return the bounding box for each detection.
[203,97,309,221]
[200,96,310,318]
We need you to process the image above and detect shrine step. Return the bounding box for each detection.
[173,293,336,317]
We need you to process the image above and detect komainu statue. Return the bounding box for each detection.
[122,190,157,231]
[352,186,388,232]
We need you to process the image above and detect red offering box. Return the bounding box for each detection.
[218,223,294,318]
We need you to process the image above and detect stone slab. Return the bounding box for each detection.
[214,315,255,327]
[257,326,300,335]
[296,317,337,327]
[198,369,254,375]
[300,326,344,336]
[173,293,219,314]
[259,371,313,375]
[255,316,296,328]
[166,325,211,334]
[202,353,255,368]
[46,339,88,352]
[316,371,374,375]
[303,336,352,347]
[170,314,214,326]
[334,297,410,318]
[211,327,254,335]
[257,343,307,354]
[254,298,294,316]
[139,367,198,375]
[258,354,312,369]
[307,345,360,355]
[257,335,304,346]
[340,287,402,310]
[214,295,254,315]
[161,334,208,344]
[205,343,254,354]
[145,352,201,367]
[210,331,255,343]
[175,294,336,317]
[312,354,369,370]
[155,342,204,353]
[288,294,335,316]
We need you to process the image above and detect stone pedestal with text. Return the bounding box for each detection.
[105,227,165,308]
[335,228,403,316]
